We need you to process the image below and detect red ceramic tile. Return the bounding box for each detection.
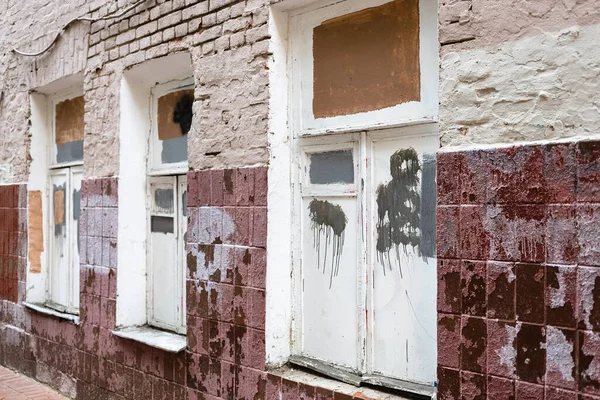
[437,367,460,400]
[487,376,515,400]
[516,323,546,384]
[516,263,545,324]
[546,265,577,328]
[546,205,578,264]
[576,140,600,202]
[438,259,462,314]
[438,314,461,368]
[543,142,577,203]
[546,326,577,390]
[459,150,490,204]
[487,145,546,204]
[578,266,600,332]
[460,205,489,260]
[462,260,487,317]
[437,206,460,259]
[461,316,487,373]
[487,261,515,321]
[487,320,516,379]
[437,151,461,205]
[461,371,486,400]
[577,205,600,267]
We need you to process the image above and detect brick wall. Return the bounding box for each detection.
[437,140,600,399]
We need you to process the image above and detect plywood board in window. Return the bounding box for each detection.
[312,0,420,118]
[55,96,84,144]
[27,191,44,274]
[157,90,194,140]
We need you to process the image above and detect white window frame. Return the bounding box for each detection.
[287,0,439,395]
[148,78,194,175]
[288,0,439,136]
[48,87,85,169]
[144,79,193,335]
[46,87,84,315]
[146,174,187,334]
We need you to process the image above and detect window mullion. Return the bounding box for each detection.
[358,131,371,376]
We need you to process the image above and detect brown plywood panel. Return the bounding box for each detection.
[312,0,421,119]
[157,90,194,140]
[54,189,65,225]
[55,96,84,144]
[28,191,44,274]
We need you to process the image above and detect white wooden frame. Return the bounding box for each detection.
[291,123,438,388]
[146,175,187,334]
[288,0,439,136]
[149,78,194,174]
[45,86,84,315]
[48,87,85,169]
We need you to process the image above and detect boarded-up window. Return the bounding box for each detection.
[312,0,421,118]
[156,89,193,165]
[54,96,84,164]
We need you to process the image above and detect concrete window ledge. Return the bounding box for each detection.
[112,326,186,353]
[23,302,80,325]
[271,365,420,400]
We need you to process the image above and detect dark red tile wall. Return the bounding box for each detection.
[0,169,376,399]
[437,140,600,400]
[0,184,26,303]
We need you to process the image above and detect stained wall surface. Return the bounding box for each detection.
[437,1,600,398]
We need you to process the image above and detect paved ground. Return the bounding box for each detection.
[0,366,67,399]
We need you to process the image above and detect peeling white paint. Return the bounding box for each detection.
[549,269,567,309]
[546,326,575,383]
[497,324,516,372]
[578,267,600,330]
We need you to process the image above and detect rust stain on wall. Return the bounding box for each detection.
[28,191,44,274]
[312,0,421,118]
[157,90,194,140]
[55,96,84,144]
[54,189,65,225]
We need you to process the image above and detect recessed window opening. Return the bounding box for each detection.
[287,0,439,395]
[47,87,84,315]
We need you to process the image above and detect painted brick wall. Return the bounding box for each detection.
[0,184,26,303]
[437,140,600,399]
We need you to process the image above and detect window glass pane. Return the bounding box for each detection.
[157,89,193,164]
[55,96,84,163]
[312,0,420,118]
[309,150,354,184]
[153,187,175,214]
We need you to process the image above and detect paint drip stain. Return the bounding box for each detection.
[308,199,347,288]
[173,93,193,135]
[376,148,421,275]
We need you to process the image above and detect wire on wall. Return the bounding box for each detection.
[12,0,148,57]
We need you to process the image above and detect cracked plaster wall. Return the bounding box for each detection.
[439,0,600,149]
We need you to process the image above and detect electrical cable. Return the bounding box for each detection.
[12,0,147,57]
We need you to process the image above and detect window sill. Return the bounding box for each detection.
[23,302,80,325]
[287,356,435,399]
[112,326,186,353]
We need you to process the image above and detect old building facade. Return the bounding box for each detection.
[0,0,598,399]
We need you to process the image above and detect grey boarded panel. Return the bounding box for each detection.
[309,150,354,184]
[419,153,436,258]
[151,216,174,234]
[56,140,84,164]
[161,136,188,164]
